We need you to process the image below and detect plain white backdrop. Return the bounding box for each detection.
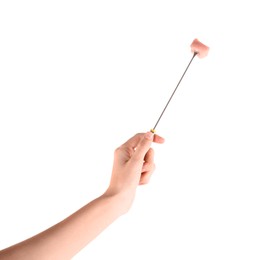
[0,1,256,259]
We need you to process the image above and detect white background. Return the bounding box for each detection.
[0,1,256,259]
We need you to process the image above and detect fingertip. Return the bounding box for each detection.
[139,174,151,185]
[144,132,154,141]
[153,134,165,143]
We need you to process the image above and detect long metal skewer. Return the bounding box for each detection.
[150,52,197,133]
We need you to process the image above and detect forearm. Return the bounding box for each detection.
[0,193,124,260]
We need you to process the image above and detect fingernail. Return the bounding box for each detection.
[145,132,154,140]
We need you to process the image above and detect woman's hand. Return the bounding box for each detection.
[105,132,165,214]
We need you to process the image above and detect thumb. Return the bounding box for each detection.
[132,132,154,161]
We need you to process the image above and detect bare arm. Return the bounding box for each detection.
[0,132,164,260]
[0,195,124,260]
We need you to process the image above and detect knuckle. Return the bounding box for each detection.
[114,147,121,155]
[134,133,144,138]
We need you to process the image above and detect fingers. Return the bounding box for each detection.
[140,148,155,185]
[139,172,153,185]
[121,133,144,150]
[153,134,165,144]
[140,162,155,185]
[132,132,165,160]
[132,132,154,161]
[144,147,154,164]
[121,133,165,149]
[118,132,164,164]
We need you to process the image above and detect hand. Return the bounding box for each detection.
[105,132,165,214]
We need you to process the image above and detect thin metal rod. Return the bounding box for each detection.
[151,52,197,132]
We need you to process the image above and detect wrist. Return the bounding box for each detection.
[102,189,135,216]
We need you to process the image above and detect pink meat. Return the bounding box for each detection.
[190,39,209,58]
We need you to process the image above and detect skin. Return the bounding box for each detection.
[0,132,164,260]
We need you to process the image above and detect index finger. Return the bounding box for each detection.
[121,133,165,150]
